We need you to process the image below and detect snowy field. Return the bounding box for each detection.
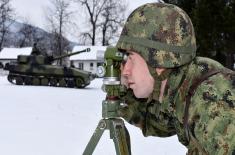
[0,75,187,155]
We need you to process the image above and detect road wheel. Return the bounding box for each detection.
[24,77,32,85]
[32,78,40,85]
[67,79,75,88]
[58,78,66,87]
[41,78,49,86]
[75,78,85,88]
[16,76,24,85]
[50,78,58,86]
[7,74,14,83]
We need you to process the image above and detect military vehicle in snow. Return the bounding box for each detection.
[4,48,95,88]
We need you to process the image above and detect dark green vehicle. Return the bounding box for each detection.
[4,48,95,88]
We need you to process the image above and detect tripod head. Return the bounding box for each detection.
[97,47,128,97]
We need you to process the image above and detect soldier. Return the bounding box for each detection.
[117,3,235,155]
[31,43,41,55]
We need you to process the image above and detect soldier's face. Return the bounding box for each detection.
[121,51,154,98]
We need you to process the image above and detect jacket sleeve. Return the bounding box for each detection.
[119,89,176,137]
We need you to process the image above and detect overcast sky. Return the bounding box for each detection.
[10,0,159,42]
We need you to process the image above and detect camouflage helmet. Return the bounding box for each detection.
[116,3,196,68]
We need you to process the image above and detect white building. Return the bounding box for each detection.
[0,47,32,67]
[70,46,107,74]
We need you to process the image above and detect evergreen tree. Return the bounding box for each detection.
[164,0,235,69]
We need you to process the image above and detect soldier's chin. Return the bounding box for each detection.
[133,90,148,99]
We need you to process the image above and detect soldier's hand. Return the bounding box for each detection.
[118,89,147,128]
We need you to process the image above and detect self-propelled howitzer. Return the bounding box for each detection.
[4,48,95,88]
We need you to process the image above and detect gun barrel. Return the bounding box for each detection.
[53,48,90,61]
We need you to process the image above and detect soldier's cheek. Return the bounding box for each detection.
[121,76,129,88]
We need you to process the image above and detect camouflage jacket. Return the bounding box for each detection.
[119,57,235,155]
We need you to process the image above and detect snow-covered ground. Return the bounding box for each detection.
[0,76,187,155]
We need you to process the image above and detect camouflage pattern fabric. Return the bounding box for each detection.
[119,57,235,155]
[185,58,235,155]
[119,89,176,137]
[116,3,196,68]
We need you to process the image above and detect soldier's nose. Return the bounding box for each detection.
[122,61,132,77]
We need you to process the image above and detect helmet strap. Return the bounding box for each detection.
[147,66,172,102]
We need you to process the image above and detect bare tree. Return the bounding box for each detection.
[75,0,127,45]
[75,0,107,45]
[18,20,36,47]
[100,0,127,46]
[17,19,55,55]
[45,0,74,65]
[0,0,14,49]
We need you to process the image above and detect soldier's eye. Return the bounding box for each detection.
[121,59,127,66]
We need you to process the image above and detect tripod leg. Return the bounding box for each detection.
[124,126,131,154]
[109,119,131,155]
[83,120,106,155]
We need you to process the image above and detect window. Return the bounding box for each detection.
[79,63,83,70]
[0,62,3,68]
[70,61,75,68]
[97,62,103,67]
[90,62,94,70]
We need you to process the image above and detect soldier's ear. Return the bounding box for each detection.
[155,68,166,76]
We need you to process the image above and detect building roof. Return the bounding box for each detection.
[0,47,32,59]
[70,46,107,61]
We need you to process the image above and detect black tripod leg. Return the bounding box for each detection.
[110,119,131,155]
[83,120,106,155]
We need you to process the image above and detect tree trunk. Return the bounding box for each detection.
[92,23,96,45]
[102,26,106,46]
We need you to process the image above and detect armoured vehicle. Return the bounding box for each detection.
[4,48,95,88]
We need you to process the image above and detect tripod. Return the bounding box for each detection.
[83,85,131,155]
[83,47,131,155]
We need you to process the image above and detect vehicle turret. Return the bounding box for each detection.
[17,48,90,65]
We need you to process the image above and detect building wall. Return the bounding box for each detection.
[0,59,14,75]
[0,69,8,76]
[71,60,103,75]
[0,60,14,67]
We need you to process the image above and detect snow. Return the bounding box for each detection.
[0,76,187,155]
[0,47,32,59]
[71,46,107,61]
